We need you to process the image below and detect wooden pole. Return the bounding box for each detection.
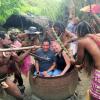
[0,45,41,52]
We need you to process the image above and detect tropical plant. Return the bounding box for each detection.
[0,0,63,24]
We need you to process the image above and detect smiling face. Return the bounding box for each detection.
[1,36,12,46]
[51,41,62,53]
[42,41,50,52]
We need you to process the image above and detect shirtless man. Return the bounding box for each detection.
[0,32,23,100]
[74,21,100,100]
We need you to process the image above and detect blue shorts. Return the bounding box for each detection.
[34,71,53,76]
[34,69,61,76]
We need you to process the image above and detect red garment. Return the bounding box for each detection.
[88,34,100,46]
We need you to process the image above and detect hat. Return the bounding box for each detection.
[24,26,41,35]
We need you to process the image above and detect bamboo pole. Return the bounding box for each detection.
[0,45,41,52]
[52,28,72,58]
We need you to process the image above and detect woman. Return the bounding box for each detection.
[52,41,71,76]
[74,21,100,100]
[53,21,77,60]
[53,21,77,44]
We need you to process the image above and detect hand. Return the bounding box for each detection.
[42,71,51,77]
[70,58,76,65]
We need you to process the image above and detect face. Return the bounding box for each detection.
[1,36,12,45]
[51,42,61,53]
[42,41,50,52]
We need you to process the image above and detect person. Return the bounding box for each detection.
[73,21,100,100]
[53,21,77,61]
[34,38,56,77]
[10,34,25,94]
[65,17,79,56]
[51,41,71,76]
[44,26,56,41]
[66,17,80,34]
[92,13,100,25]
[0,32,23,100]
[24,26,41,45]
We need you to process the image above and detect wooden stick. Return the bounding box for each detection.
[30,53,49,61]
[0,45,41,52]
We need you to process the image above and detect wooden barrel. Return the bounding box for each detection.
[29,67,78,100]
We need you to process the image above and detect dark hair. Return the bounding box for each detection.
[42,38,51,45]
[53,21,65,33]
[83,49,95,76]
[0,31,6,39]
[3,44,10,48]
[10,34,17,42]
[76,21,93,37]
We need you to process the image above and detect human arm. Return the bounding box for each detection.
[35,60,40,74]
[12,49,31,62]
[47,62,56,72]
[75,40,85,65]
[42,62,56,77]
[64,29,78,46]
[59,51,71,76]
[66,29,77,38]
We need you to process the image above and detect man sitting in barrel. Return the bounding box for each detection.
[34,38,56,77]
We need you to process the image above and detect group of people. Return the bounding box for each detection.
[0,14,100,100]
[39,19,100,99]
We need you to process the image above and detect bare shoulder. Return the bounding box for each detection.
[78,38,86,46]
[78,37,91,45]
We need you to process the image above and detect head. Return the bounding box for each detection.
[53,22,65,36]
[72,17,80,25]
[25,26,41,35]
[2,45,12,58]
[42,38,50,52]
[44,27,51,35]
[9,34,17,42]
[76,21,93,37]
[51,41,62,53]
[25,26,41,44]
[0,32,11,46]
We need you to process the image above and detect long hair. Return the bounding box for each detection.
[76,21,95,76]
[83,49,95,76]
[53,21,65,35]
[76,21,94,37]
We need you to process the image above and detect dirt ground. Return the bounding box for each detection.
[0,70,90,100]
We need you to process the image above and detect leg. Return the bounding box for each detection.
[52,69,61,76]
[4,79,23,100]
[14,72,25,94]
[14,72,23,86]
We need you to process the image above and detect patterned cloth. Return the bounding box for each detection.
[21,55,33,77]
[90,69,100,99]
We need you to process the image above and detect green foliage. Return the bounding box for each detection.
[0,0,63,24]
[24,0,62,21]
[0,0,23,24]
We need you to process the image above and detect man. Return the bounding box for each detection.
[66,17,80,34]
[74,21,100,100]
[0,32,24,100]
[35,39,56,77]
